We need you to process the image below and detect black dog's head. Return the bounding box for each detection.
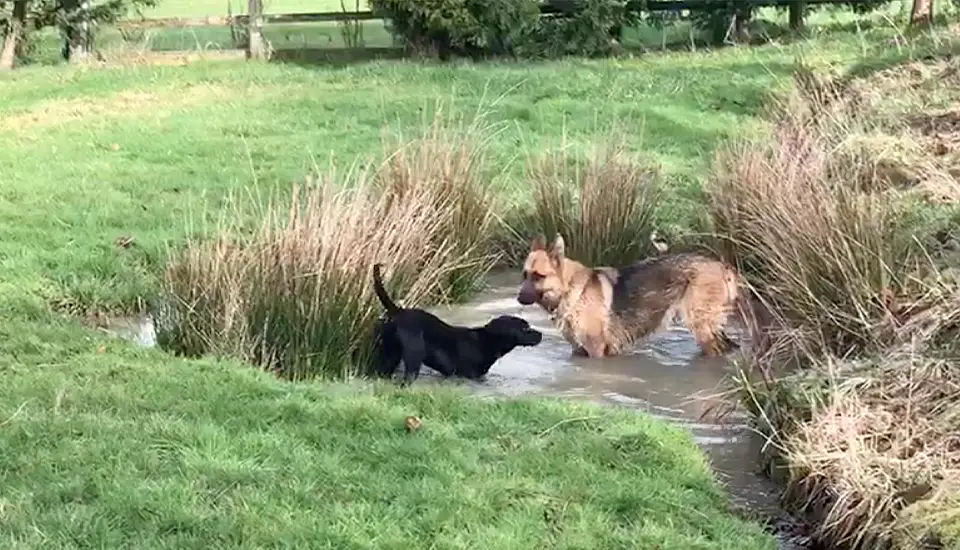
[483,315,543,349]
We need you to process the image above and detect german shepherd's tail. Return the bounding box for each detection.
[373,263,402,317]
[723,264,774,356]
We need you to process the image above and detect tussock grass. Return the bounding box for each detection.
[158,118,497,380]
[717,62,960,550]
[377,113,499,297]
[707,68,915,359]
[500,140,661,267]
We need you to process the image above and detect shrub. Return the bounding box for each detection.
[157,119,497,380]
[504,140,660,267]
[370,0,639,59]
[369,0,541,59]
[534,0,639,57]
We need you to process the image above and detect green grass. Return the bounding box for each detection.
[0,12,947,547]
[0,31,907,315]
[0,320,775,549]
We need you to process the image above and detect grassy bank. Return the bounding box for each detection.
[0,326,777,549]
[707,35,960,549]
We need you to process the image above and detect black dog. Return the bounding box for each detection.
[372,263,543,385]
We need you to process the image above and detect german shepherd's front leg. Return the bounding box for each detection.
[580,334,608,358]
[562,320,607,358]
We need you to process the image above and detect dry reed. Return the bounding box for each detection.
[507,139,660,268]
[157,118,497,380]
[782,352,960,550]
[706,67,918,358]
[718,63,960,550]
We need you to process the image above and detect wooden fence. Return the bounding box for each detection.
[236,0,864,25]
[114,0,878,59]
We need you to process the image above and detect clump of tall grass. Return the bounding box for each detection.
[157,119,497,380]
[377,113,498,297]
[715,64,960,550]
[501,139,661,267]
[706,67,922,359]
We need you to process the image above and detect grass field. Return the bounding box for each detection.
[0,30,912,315]
[2,0,957,545]
[0,343,778,548]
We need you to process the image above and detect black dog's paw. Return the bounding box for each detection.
[399,371,420,387]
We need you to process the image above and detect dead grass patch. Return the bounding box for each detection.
[0,84,247,132]
[715,60,960,550]
[707,80,911,358]
[708,62,960,359]
[778,353,960,550]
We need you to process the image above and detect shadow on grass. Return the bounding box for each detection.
[268,46,411,68]
[842,31,960,80]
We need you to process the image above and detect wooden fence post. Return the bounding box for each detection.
[247,0,267,60]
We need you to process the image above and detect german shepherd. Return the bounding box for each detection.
[516,234,750,358]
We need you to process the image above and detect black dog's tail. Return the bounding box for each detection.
[373,263,402,317]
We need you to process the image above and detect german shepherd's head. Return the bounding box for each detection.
[517,234,567,312]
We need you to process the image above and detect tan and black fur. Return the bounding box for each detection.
[517,234,750,359]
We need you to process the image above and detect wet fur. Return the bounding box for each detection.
[373,263,543,384]
[517,235,751,359]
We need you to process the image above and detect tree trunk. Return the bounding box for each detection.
[70,1,93,63]
[910,0,934,26]
[788,1,805,32]
[247,0,267,60]
[61,0,93,62]
[0,0,28,70]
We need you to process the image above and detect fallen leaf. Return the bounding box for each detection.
[404,415,423,433]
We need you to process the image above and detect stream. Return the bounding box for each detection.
[103,270,816,549]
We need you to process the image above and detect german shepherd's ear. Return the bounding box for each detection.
[548,234,565,264]
[530,234,547,251]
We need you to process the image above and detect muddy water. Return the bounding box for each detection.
[428,273,784,510]
[105,271,812,549]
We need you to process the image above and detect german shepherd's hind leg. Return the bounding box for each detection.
[679,264,741,358]
[687,309,736,357]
